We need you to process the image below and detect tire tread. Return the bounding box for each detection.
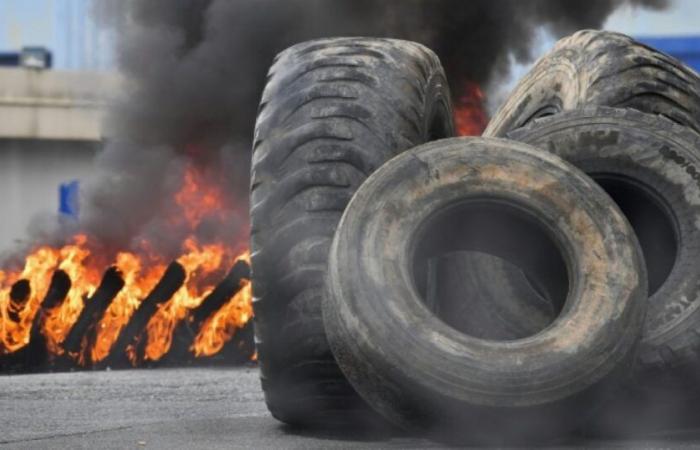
[250,37,453,426]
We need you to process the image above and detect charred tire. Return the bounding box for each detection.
[323,137,647,444]
[508,107,700,386]
[485,30,700,137]
[250,38,454,427]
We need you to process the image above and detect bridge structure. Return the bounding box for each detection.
[0,67,118,141]
[0,67,119,252]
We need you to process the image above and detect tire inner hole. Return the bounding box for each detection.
[593,174,677,296]
[412,199,569,341]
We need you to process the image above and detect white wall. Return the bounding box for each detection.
[0,67,115,254]
[0,139,96,253]
[0,67,118,141]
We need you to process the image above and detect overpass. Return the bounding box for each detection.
[0,67,119,141]
[0,67,119,252]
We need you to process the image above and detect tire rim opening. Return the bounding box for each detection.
[411,199,569,341]
[593,175,678,296]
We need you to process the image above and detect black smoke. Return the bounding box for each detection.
[80,0,669,256]
[96,0,669,145]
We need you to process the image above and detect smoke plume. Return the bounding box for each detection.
[77,0,669,257]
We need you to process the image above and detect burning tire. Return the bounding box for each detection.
[323,137,647,443]
[485,30,700,137]
[250,38,454,426]
[507,106,700,386]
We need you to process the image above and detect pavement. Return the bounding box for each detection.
[2,367,700,449]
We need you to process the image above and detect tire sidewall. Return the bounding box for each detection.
[324,137,647,440]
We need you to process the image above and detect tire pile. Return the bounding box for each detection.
[249,30,700,445]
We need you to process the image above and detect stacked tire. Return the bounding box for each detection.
[250,38,454,428]
[487,31,700,388]
[250,30,700,444]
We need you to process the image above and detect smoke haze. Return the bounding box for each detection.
[69,0,670,257]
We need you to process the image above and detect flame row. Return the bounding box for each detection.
[0,234,252,364]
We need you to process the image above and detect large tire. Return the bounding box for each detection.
[485,30,700,137]
[323,137,647,444]
[507,107,700,387]
[250,38,454,427]
[426,251,555,340]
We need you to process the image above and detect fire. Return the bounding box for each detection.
[43,236,101,355]
[175,163,227,229]
[0,246,60,353]
[0,162,252,367]
[454,81,488,136]
[192,252,252,357]
[142,238,230,362]
[90,253,164,363]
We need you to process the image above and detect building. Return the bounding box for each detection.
[0,66,118,252]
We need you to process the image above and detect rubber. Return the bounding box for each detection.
[324,136,647,444]
[250,37,454,427]
[485,30,700,137]
[508,106,700,387]
[426,251,555,340]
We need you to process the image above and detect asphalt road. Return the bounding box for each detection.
[2,367,700,449]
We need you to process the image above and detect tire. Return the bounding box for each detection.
[507,107,700,387]
[426,251,555,340]
[323,137,647,444]
[250,38,454,427]
[485,30,700,137]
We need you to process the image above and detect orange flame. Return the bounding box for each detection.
[0,246,60,353]
[142,238,230,362]
[175,164,227,228]
[192,252,252,357]
[0,163,252,365]
[90,253,164,363]
[42,236,101,355]
[454,81,488,136]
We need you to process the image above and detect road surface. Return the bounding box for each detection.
[1,367,700,449]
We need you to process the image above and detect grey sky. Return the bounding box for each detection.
[486,0,700,110]
[0,1,698,73]
[606,0,700,36]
